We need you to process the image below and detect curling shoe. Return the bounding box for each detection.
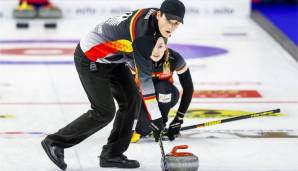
[41,139,67,170]
[100,154,140,168]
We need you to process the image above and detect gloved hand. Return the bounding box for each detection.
[166,112,184,141]
[150,117,164,142]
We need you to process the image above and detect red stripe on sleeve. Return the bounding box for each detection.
[131,9,144,41]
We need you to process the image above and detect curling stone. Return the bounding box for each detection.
[38,4,62,19]
[13,1,37,19]
[159,137,199,171]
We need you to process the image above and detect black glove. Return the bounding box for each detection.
[150,117,164,142]
[166,112,184,141]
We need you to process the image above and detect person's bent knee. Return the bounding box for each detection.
[89,107,116,123]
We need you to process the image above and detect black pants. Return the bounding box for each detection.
[46,53,141,158]
[135,80,179,136]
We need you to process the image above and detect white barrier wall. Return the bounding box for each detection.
[0,0,251,20]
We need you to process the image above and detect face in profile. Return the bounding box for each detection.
[156,11,181,38]
[150,37,167,62]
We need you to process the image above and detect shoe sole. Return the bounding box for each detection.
[41,140,67,171]
[100,160,140,169]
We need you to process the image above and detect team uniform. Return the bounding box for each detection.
[43,8,168,167]
[78,8,165,120]
[128,48,194,137]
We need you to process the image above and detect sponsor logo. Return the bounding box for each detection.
[75,7,97,15]
[110,7,131,15]
[185,8,200,15]
[185,7,236,16]
[158,93,172,103]
[213,7,234,15]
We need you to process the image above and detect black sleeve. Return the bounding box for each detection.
[168,48,186,71]
[177,69,194,114]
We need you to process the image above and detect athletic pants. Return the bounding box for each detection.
[46,46,141,158]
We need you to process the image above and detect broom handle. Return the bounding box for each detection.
[159,135,166,158]
[159,135,170,171]
[180,109,280,131]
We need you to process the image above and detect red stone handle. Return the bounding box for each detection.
[170,145,193,157]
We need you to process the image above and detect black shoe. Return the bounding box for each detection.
[99,154,140,168]
[41,139,67,170]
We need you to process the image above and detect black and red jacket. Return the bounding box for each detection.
[76,8,165,120]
